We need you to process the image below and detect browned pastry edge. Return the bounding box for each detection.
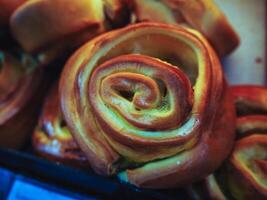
[188,85,267,200]
[128,0,240,57]
[32,83,89,168]
[10,0,131,65]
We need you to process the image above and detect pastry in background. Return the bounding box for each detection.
[128,0,240,57]
[10,0,130,65]
[0,50,43,149]
[188,85,267,200]
[59,22,236,188]
[33,83,89,168]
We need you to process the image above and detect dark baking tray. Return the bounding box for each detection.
[0,147,190,200]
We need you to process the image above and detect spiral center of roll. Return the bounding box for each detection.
[89,54,193,131]
[102,72,161,110]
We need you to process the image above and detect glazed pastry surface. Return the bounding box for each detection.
[59,22,236,188]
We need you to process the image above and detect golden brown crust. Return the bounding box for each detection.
[9,0,131,65]
[33,83,89,167]
[59,22,235,188]
[0,51,42,149]
[130,0,239,57]
[228,86,267,200]
[10,0,108,64]
[60,23,235,188]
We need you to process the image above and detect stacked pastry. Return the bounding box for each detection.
[0,0,265,197]
[1,0,130,64]
[188,86,267,200]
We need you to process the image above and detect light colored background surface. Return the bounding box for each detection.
[215,0,266,85]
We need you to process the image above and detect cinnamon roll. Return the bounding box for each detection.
[59,22,236,188]
[188,85,267,200]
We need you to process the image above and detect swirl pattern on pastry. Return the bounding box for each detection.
[59,22,236,188]
[33,83,89,167]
